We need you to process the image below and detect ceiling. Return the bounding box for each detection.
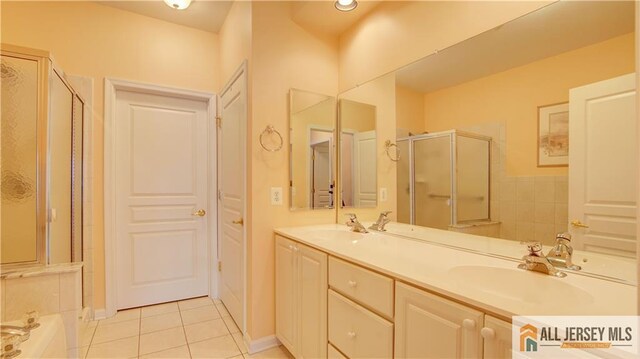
[395,1,635,94]
[98,1,233,33]
[98,0,380,36]
[291,1,382,38]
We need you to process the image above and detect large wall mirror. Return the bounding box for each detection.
[335,1,637,283]
[1,45,84,267]
[289,89,337,210]
[339,99,377,208]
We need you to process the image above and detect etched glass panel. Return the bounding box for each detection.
[1,55,39,264]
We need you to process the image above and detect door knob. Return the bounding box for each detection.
[232,218,244,226]
[571,220,589,228]
[193,209,206,217]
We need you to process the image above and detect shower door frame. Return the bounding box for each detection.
[398,130,491,227]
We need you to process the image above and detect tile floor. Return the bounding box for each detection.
[81,297,292,359]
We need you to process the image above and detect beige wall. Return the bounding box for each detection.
[338,1,551,92]
[248,1,339,339]
[423,33,635,177]
[1,1,220,309]
[219,0,252,85]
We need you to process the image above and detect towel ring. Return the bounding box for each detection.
[385,140,400,162]
[260,125,283,152]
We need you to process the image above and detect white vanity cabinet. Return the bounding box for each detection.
[275,235,328,359]
[275,232,516,359]
[481,315,513,359]
[395,282,484,358]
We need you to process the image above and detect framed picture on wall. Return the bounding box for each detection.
[537,102,569,167]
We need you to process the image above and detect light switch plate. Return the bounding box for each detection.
[380,187,388,202]
[271,187,283,205]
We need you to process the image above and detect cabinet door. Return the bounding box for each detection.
[275,236,297,356]
[482,316,512,359]
[395,282,483,359]
[298,244,328,359]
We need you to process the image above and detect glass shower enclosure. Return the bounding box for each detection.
[397,130,491,230]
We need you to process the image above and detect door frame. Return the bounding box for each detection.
[217,61,248,334]
[104,78,217,318]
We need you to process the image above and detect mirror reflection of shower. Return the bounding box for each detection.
[397,130,491,229]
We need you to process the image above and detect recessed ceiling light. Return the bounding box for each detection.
[164,0,192,10]
[335,0,358,12]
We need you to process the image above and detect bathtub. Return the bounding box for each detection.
[3,314,67,358]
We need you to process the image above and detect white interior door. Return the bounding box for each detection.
[311,141,332,208]
[218,66,246,330]
[569,73,637,257]
[353,130,377,207]
[114,90,209,309]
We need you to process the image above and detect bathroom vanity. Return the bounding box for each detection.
[274,224,636,359]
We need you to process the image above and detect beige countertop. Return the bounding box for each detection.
[275,224,637,320]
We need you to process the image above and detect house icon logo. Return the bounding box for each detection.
[520,324,538,352]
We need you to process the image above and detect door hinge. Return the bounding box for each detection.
[216,116,222,128]
[218,261,222,272]
[217,189,223,201]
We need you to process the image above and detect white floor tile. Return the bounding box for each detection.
[92,319,140,344]
[178,296,214,311]
[141,311,183,334]
[184,318,230,343]
[98,308,140,326]
[139,344,191,358]
[181,305,220,325]
[80,324,97,346]
[86,336,138,358]
[141,302,179,318]
[245,346,293,359]
[222,316,240,334]
[189,335,241,359]
[232,333,247,354]
[215,303,231,318]
[139,326,187,355]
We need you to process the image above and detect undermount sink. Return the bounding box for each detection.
[447,265,594,306]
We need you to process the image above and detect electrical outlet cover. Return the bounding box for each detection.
[271,187,283,205]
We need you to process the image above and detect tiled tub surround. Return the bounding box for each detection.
[453,122,568,244]
[1,263,84,357]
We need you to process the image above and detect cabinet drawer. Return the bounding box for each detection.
[328,344,346,359]
[329,256,394,318]
[328,290,393,359]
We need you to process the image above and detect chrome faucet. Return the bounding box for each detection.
[518,242,566,277]
[0,325,30,342]
[345,213,368,233]
[369,211,392,231]
[547,232,581,270]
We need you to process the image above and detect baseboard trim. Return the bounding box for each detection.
[93,308,107,320]
[244,333,281,354]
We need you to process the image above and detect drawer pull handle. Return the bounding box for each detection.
[481,327,496,340]
[462,319,476,330]
[347,331,357,339]
[348,280,357,288]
